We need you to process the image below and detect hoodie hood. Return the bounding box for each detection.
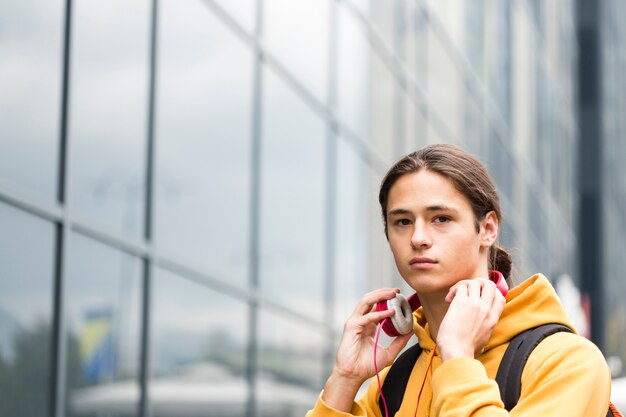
[412,273,577,352]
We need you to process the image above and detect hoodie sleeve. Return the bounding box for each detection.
[304,391,369,417]
[305,372,386,417]
[431,331,611,417]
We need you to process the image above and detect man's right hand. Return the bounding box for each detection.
[321,288,413,412]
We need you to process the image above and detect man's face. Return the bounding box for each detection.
[386,170,494,295]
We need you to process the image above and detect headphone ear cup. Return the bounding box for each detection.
[387,294,414,336]
[375,294,417,336]
[381,294,413,337]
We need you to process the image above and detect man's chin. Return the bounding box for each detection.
[401,271,444,291]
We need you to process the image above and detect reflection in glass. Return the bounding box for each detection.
[333,139,370,328]
[347,0,369,15]
[404,93,428,153]
[426,27,463,142]
[370,52,395,162]
[216,0,256,33]
[462,86,486,160]
[256,310,323,417]
[527,189,548,269]
[337,5,370,141]
[0,203,55,417]
[64,233,142,417]
[484,2,512,125]
[264,0,329,101]
[260,68,326,319]
[403,0,426,78]
[487,131,513,202]
[155,0,253,287]
[150,268,247,417]
[0,0,63,199]
[68,0,149,239]
[369,0,394,51]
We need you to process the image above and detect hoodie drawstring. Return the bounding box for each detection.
[413,343,437,417]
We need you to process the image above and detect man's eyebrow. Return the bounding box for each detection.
[387,208,412,217]
[425,204,459,213]
[387,205,460,217]
[387,204,459,216]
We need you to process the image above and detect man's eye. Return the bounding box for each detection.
[433,216,451,223]
[396,219,412,226]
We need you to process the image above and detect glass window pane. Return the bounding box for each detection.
[68,0,150,239]
[347,0,369,15]
[0,0,63,199]
[403,92,428,153]
[256,310,324,417]
[369,0,394,51]
[370,53,395,162]
[334,139,370,328]
[487,131,513,202]
[337,6,395,164]
[155,0,253,287]
[403,0,425,77]
[216,0,256,32]
[424,0,465,50]
[0,203,55,417]
[64,234,142,417]
[260,68,326,319]
[426,29,464,142]
[461,86,487,160]
[150,268,248,417]
[264,0,329,101]
[337,5,370,141]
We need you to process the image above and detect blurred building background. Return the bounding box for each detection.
[0,0,624,416]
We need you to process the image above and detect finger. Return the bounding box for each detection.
[467,280,482,299]
[445,285,455,303]
[445,283,464,303]
[452,282,468,299]
[384,333,413,362]
[490,289,506,315]
[485,303,505,329]
[482,287,505,323]
[346,310,394,329]
[353,288,400,316]
[445,278,470,302]
[479,279,496,300]
[366,308,397,324]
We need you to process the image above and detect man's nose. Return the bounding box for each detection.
[410,221,432,249]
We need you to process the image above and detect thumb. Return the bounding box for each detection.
[384,333,413,363]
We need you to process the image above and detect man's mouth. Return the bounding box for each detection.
[409,256,437,269]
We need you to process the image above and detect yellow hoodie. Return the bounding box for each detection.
[307,274,611,417]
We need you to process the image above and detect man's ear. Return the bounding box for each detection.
[480,211,499,248]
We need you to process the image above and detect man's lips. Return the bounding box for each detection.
[409,256,437,268]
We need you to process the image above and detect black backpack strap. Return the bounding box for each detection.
[608,402,624,417]
[495,323,573,411]
[380,343,422,416]
[380,325,619,416]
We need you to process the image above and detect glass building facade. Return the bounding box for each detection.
[601,0,626,376]
[0,1,622,416]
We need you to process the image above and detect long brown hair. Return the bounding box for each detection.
[379,144,513,280]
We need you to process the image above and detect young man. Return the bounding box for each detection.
[307,144,611,417]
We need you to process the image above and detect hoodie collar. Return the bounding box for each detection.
[411,274,576,352]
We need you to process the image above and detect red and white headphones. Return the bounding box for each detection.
[375,270,509,337]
